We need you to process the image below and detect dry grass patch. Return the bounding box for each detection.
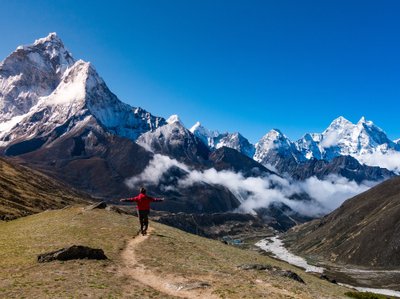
[0,207,174,298]
[137,222,352,298]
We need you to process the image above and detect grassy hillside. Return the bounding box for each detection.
[284,176,400,269]
[0,157,90,219]
[0,206,355,298]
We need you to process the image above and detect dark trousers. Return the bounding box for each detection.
[138,210,150,233]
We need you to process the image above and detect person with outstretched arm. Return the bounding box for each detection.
[120,187,164,236]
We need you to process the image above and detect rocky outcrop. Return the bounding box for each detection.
[37,245,107,262]
[238,264,305,284]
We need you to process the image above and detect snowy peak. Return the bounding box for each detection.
[13,32,75,75]
[258,129,292,150]
[254,129,304,167]
[33,32,62,46]
[294,116,400,172]
[296,133,322,160]
[190,121,220,148]
[214,132,255,158]
[0,33,166,148]
[190,122,254,157]
[166,114,183,125]
[137,118,210,164]
[329,116,352,127]
[320,116,395,154]
[0,33,76,122]
[190,121,219,137]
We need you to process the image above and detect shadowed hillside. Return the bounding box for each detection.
[0,157,90,220]
[285,176,400,269]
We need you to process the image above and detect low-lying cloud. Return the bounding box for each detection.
[356,150,400,174]
[125,154,376,217]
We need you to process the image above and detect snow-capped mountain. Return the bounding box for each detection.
[190,122,255,158]
[137,115,210,164]
[190,122,220,147]
[0,33,165,149]
[254,129,305,169]
[0,33,398,183]
[294,116,400,172]
[315,116,397,159]
[0,33,74,123]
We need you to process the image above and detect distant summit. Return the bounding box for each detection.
[0,33,166,148]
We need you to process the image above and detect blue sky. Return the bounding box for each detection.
[1,0,399,142]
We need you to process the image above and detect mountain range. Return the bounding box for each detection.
[192,117,400,174]
[0,33,398,226]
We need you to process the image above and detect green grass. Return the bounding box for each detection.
[345,291,397,299]
[139,219,353,298]
[0,206,176,298]
[0,206,355,298]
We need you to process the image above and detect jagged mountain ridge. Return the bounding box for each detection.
[1,33,397,179]
[0,33,244,215]
[137,115,210,166]
[190,122,255,158]
[0,33,397,224]
[296,116,400,161]
[0,33,165,151]
[193,118,400,177]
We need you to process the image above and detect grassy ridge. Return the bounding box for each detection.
[0,158,89,219]
[0,207,174,298]
[0,206,354,298]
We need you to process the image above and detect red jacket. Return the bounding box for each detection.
[127,193,162,210]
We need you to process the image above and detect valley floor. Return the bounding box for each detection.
[257,236,400,297]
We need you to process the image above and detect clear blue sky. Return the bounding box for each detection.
[1,0,399,142]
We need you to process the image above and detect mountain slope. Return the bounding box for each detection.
[288,155,394,183]
[137,116,210,165]
[295,117,400,172]
[0,156,89,220]
[0,206,352,298]
[209,146,275,177]
[284,176,400,268]
[15,116,153,199]
[190,122,255,158]
[254,129,306,171]
[0,33,165,151]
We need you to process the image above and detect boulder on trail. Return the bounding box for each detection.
[37,245,108,263]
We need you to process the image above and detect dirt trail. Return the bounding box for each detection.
[120,228,218,299]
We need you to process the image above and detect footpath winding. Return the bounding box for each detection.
[120,228,218,299]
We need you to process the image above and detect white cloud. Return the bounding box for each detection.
[355,150,400,173]
[124,154,190,188]
[320,131,340,148]
[125,154,377,217]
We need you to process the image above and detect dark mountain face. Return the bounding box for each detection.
[209,147,276,177]
[16,117,153,199]
[272,154,395,183]
[289,155,395,183]
[284,176,400,268]
[256,202,314,232]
